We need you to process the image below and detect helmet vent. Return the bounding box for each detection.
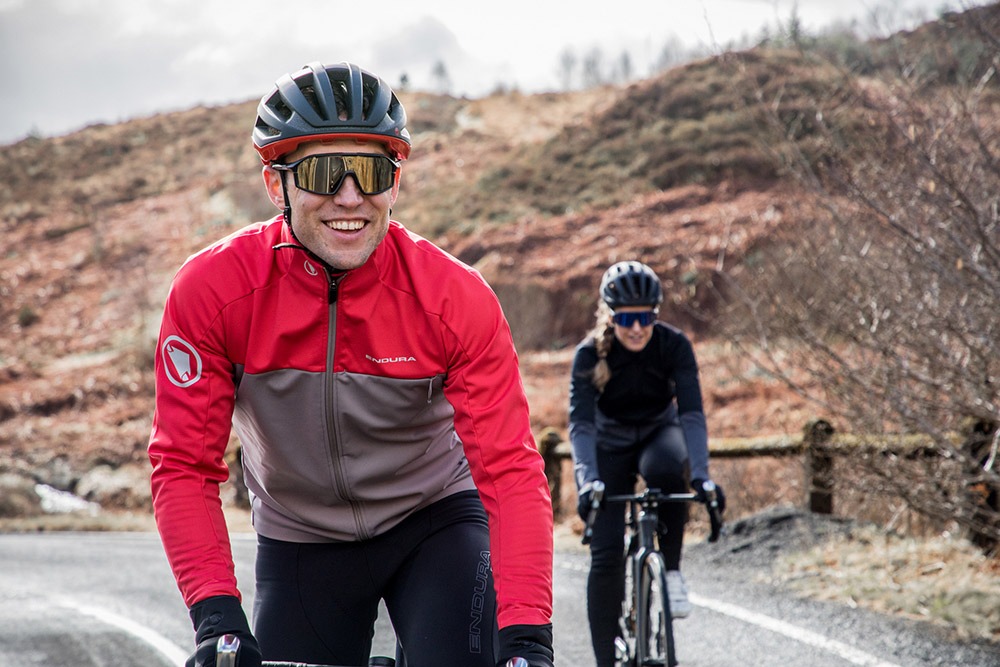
[269,95,293,123]
[299,85,323,119]
[330,80,351,121]
[254,117,281,138]
[360,75,380,121]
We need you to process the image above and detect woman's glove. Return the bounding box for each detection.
[186,595,262,667]
[576,480,603,522]
[691,478,726,514]
[497,623,554,667]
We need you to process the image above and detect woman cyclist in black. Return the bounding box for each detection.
[568,260,723,667]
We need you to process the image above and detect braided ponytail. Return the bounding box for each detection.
[587,302,615,392]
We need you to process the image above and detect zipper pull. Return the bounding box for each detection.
[328,273,343,303]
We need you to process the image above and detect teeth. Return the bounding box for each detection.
[325,220,365,231]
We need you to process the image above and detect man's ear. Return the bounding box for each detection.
[262,165,286,210]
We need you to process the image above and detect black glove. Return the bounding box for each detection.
[576,480,603,523]
[691,479,726,515]
[186,595,262,667]
[497,623,554,667]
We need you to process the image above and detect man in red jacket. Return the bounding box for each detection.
[148,61,553,667]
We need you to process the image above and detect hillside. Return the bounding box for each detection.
[1,4,996,515]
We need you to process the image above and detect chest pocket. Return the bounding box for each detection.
[334,373,453,446]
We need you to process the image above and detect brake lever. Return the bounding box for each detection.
[700,480,723,543]
[217,634,239,667]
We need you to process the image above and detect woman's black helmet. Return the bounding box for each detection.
[253,61,411,164]
[600,261,663,309]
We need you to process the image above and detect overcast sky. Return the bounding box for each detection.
[0,0,979,145]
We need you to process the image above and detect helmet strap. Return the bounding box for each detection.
[273,169,348,275]
[277,171,294,229]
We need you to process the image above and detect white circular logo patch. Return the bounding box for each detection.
[162,335,203,388]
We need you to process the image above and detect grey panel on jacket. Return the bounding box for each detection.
[233,368,475,542]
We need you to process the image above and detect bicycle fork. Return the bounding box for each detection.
[634,500,678,667]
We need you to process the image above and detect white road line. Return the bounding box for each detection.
[557,560,902,667]
[689,593,903,667]
[55,596,187,667]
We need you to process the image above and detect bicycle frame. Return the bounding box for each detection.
[582,483,723,667]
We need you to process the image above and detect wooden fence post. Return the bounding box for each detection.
[538,427,565,518]
[805,419,835,514]
[962,418,1000,551]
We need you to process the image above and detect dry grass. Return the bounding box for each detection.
[0,510,156,533]
[778,525,1000,643]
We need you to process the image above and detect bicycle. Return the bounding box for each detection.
[216,634,530,667]
[581,481,723,667]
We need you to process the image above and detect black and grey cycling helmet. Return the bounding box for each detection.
[253,61,411,164]
[600,261,663,309]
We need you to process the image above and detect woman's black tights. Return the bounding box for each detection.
[586,423,689,667]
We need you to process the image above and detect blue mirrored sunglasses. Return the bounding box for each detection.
[611,311,657,327]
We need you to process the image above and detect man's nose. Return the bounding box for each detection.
[333,173,366,204]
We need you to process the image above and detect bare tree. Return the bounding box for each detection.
[720,5,1000,550]
[431,60,451,95]
[616,50,633,83]
[557,47,577,91]
[653,34,691,73]
[581,46,605,88]
[784,1,807,48]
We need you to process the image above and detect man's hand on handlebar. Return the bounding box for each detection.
[188,595,262,667]
[497,623,554,667]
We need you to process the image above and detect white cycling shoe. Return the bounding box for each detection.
[666,570,692,618]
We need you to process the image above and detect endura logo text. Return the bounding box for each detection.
[365,354,416,364]
[468,550,491,653]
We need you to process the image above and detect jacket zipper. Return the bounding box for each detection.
[324,271,370,539]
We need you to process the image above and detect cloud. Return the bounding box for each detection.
[369,16,488,94]
[2,3,204,136]
[0,0,970,144]
[0,1,320,141]
[1,2,202,137]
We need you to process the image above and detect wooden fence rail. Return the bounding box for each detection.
[538,418,978,519]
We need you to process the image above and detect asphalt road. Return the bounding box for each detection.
[1,531,997,666]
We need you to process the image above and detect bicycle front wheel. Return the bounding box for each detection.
[636,551,676,667]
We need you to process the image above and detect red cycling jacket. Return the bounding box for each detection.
[148,216,553,629]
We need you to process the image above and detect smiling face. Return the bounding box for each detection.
[262,138,398,270]
[613,306,657,352]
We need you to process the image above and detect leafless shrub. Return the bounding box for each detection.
[719,6,1000,551]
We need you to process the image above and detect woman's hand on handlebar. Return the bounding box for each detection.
[691,479,725,515]
[691,479,726,543]
[575,480,605,523]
